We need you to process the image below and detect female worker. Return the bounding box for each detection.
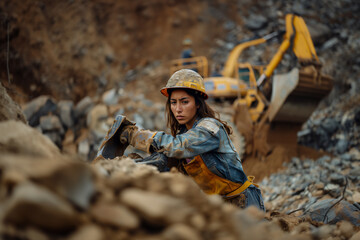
[98,69,264,210]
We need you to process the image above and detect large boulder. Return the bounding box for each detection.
[303,199,360,226]
[0,120,61,158]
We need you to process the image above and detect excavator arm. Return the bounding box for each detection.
[257,14,319,87]
[222,31,282,80]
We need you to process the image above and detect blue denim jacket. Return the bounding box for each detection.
[152,117,248,184]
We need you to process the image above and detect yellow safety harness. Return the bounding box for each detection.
[183,155,258,199]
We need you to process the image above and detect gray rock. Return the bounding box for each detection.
[102,88,119,105]
[291,2,306,15]
[78,139,90,160]
[223,21,236,31]
[325,183,342,197]
[39,115,64,133]
[321,118,339,135]
[23,96,57,127]
[142,99,154,108]
[316,127,330,149]
[91,203,139,229]
[44,132,62,148]
[33,162,96,210]
[4,183,82,231]
[307,20,331,43]
[75,96,94,118]
[139,111,156,130]
[329,173,346,186]
[322,37,339,50]
[342,152,354,162]
[113,108,125,117]
[316,155,331,164]
[336,139,349,154]
[133,113,145,129]
[348,31,360,50]
[349,168,360,179]
[120,188,193,225]
[86,104,109,139]
[58,100,74,129]
[0,120,61,158]
[330,158,342,166]
[154,111,166,131]
[245,15,268,30]
[303,199,360,226]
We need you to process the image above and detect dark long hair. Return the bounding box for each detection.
[165,88,232,136]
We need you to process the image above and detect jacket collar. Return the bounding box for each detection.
[179,116,201,134]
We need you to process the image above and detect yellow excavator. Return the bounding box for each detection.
[169,14,333,160]
[231,14,333,159]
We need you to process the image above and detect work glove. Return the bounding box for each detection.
[120,125,157,153]
[94,115,135,162]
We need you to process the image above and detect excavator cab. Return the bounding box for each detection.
[170,56,209,78]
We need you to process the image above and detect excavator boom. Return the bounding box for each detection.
[262,14,319,80]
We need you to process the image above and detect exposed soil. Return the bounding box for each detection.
[242,145,331,182]
[0,0,241,104]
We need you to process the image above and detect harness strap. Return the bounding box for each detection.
[224,175,258,199]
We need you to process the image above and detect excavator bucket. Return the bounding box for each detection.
[269,67,332,123]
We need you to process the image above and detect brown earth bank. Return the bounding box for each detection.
[1,0,358,105]
[1,0,241,103]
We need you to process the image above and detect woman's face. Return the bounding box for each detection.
[170,89,198,129]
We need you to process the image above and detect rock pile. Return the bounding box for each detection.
[261,148,360,227]
[0,121,359,239]
[298,94,360,155]
[21,89,166,161]
[0,120,278,240]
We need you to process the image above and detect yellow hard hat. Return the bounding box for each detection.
[182,38,192,46]
[161,69,208,99]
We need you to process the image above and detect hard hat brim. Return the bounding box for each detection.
[160,86,208,99]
